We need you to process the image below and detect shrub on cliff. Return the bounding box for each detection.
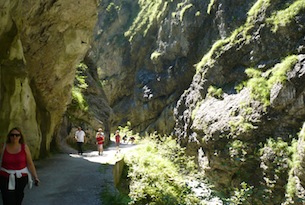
[124,135,203,205]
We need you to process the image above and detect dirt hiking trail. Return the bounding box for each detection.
[18,140,136,205]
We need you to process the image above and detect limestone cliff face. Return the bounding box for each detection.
[84,0,305,203]
[0,0,97,158]
[87,0,253,134]
[173,1,305,204]
[1,0,305,203]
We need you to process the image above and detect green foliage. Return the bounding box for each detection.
[124,135,201,205]
[267,55,298,85]
[196,0,300,78]
[75,63,88,89]
[71,63,89,111]
[179,3,193,22]
[285,139,303,202]
[284,130,305,203]
[227,182,254,205]
[246,71,270,106]
[196,39,226,73]
[259,137,296,203]
[106,3,117,12]
[207,0,215,14]
[105,3,120,26]
[300,123,305,141]
[150,51,162,61]
[235,82,247,93]
[236,55,298,106]
[195,25,252,74]
[196,0,274,74]
[100,185,131,205]
[71,88,88,111]
[260,138,292,158]
[207,85,223,99]
[125,0,168,42]
[245,67,262,78]
[286,140,300,198]
[227,140,249,162]
[267,0,305,32]
[247,0,271,23]
[229,116,254,134]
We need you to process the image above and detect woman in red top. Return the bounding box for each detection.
[95,128,105,156]
[115,130,121,153]
[0,127,40,205]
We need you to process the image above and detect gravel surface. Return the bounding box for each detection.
[0,141,136,205]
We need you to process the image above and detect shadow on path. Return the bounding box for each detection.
[19,140,137,205]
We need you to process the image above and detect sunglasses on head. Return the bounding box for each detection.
[9,133,21,137]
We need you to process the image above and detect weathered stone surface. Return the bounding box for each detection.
[0,0,97,158]
[173,1,305,203]
[76,1,305,202]
[86,0,253,134]
[1,0,305,203]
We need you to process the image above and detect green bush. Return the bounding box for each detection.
[236,55,298,107]
[227,182,254,205]
[207,85,223,99]
[259,138,294,204]
[101,187,131,205]
[71,63,89,111]
[267,0,305,32]
[124,136,201,205]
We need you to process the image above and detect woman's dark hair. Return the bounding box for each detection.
[6,127,25,144]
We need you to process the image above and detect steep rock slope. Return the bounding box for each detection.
[87,0,254,134]
[1,0,305,203]
[0,0,97,158]
[174,0,305,203]
[85,0,305,203]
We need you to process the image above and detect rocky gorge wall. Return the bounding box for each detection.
[172,0,305,203]
[84,0,305,203]
[0,0,97,158]
[87,0,255,134]
[1,0,305,203]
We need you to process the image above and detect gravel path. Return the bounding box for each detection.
[16,141,136,205]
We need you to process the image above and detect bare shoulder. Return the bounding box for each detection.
[24,144,31,152]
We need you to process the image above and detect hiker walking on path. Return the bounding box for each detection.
[20,136,138,205]
[75,127,85,155]
[95,128,105,155]
[115,130,121,153]
[0,127,40,205]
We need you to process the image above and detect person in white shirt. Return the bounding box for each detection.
[75,127,85,155]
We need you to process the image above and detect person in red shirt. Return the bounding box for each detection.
[115,130,121,153]
[0,127,40,205]
[95,128,105,156]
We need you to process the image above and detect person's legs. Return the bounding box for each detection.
[116,142,120,153]
[0,175,15,205]
[80,142,83,154]
[0,175,27,205]
[15,176,28,205]
[97,144,103,155]
[77,142,83,154]
[77,142,80,154]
